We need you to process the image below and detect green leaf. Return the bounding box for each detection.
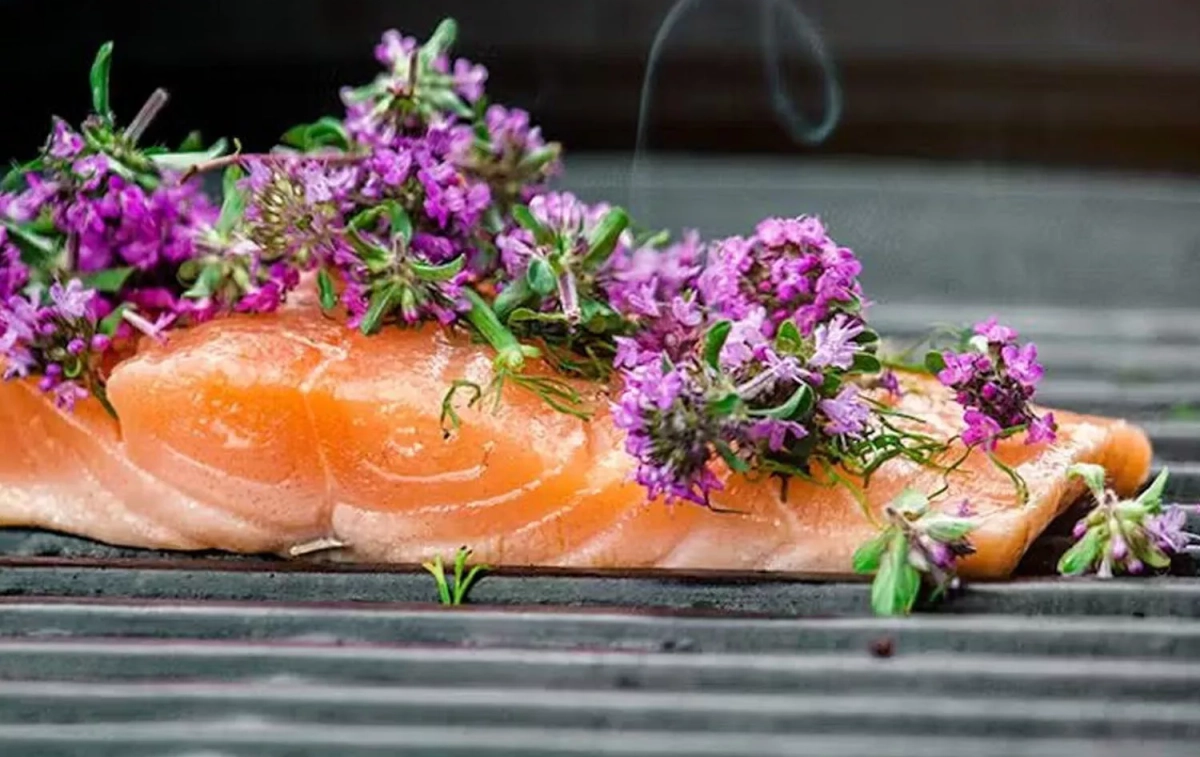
[79,266,135,293]
[1067,463,1108,501]
[749,383,814,420]
[511,205,554,246]
[97,303,131,337]
[0,219,58,266]
[1,157,43,192]
[850,353,882,374]
[281,116,350,152]
[177,131,204,152]
[714,439,750,473]
[775,320,803,353]
[493,277,533,321]
[90,42,114,118]
[517,143,562,172]
[412,255,465,282]
[708,392,741,418]
[891,488,930,517]
[852,529,893,574]
[424,89,474,119]
[581,207,630,270]
[923,350,947,375]
[316,268,337,312]
[526,258,556,296]
[183,264,223,300]
[1134,467,1170,511]
[924,516,976,542]
[1057,526,1104,576]
[855,329,881,345]
[360,282,403,335]
[423,18,459,60]
[421,555,452,605]
[871,531,922,616]
[149,138,229,172]
[703,320,733,370]
[386,202,413,243]
[216,165,246,237]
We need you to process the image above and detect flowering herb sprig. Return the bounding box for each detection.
[1058,464,1195,578]
[853,489,977,616]
[610,216,950,508]
[1,41,228,411]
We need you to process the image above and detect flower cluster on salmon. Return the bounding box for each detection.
[0,19,1186,614]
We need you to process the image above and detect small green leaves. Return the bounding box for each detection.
[215,165,246,237]
[1067,463,1108,501]
[387,203,413,243]
[923,350,947,375]
[851,530,891,574]
[749,384,814,421]
[775,320,803,354]
[1057,525,1104,577]
[924,516,975,543]
[714,439,750,472]
[581,207,629,270]
[850,353,882,374]
[707,392,741,418]
[1,157,43,192]
[492,276,532,321]
[316,268,338,313]
[411,255,465,283]
[1135,467,1170,510]
[280,117,351,153]
[517,143,562,173]
[422,546,489,606]
[891,488,929,517]
[97,303,131,337]
[871,530,922,616]
[359,282,403,335]
[0,219,58,267]
[703,320,732,370]
[149,138,230,172]
[526,258,557,296]
[79,266,135,293]
[182,263,222,300]
[422,18,459,62]
[90,41,114,119]
[511,204,554,246]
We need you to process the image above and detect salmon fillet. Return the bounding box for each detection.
[0,307,1152,578]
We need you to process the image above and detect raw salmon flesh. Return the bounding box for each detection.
[0,305,1152,578]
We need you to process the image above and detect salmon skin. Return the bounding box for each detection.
[0,307,1152,578]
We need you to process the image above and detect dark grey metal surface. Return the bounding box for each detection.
[3,158,1200,755]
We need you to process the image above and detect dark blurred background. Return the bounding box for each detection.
[3,0,1200,305]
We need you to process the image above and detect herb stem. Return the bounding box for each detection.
[463,288,525,370]
[124,88,170,145]
[180,150,367,182]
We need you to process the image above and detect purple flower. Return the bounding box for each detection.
[453,58,488,102]
[961,409,1003,449]
[879,370,901,397]
[52,380,88,411]
[809,314,864,369]
[819,385,870,437]
[1027,412,1057,445]
[612,357,726,506]
[1146,506,1190,554]
[975,316,1018,345]
[48,119,85,160]
[747,417,807,452]
[374,29,418,68]
[720,308,768,370]
[1001,342,1044,388]
[48,280,94,320]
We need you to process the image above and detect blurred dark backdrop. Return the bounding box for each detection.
[1,0,1199,174]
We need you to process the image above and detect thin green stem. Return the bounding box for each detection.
[463,289,525,371]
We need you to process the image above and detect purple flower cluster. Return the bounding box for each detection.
[0,279,110,409]
[698,216,864,336]
[609,215,881,504]
[938,317,1056,450]
[611,358,725,505]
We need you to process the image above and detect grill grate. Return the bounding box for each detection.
[4,162,1200,755]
